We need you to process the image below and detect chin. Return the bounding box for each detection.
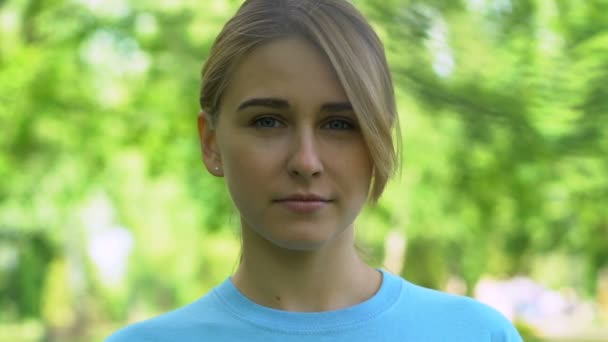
[272,240,331,252]
[268,232,343,252]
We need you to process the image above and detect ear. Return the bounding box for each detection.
[197,111,224,177]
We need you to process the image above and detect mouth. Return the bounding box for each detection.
[275,194,331,202]
[273,194,332,212]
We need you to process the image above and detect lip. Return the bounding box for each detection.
[276,193,330,202]
[273,194,332,213]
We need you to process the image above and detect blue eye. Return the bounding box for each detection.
[252,117,282,128]
[323,119,355,130]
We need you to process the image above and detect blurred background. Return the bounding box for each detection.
[1,0,607,341]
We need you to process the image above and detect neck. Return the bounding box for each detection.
[231,225,381,312]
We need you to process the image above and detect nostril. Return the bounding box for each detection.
[286,136,324,177]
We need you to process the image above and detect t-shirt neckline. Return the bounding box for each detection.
[212,268,402,333]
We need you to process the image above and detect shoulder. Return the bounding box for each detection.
[104,309,197,342]
[395,278,523,341]
[104,290,227,342]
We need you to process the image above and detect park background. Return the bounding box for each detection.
[1,0,607,341]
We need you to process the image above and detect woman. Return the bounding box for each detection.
[107,0,523,340]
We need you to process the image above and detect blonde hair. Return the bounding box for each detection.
[200,0,401,202]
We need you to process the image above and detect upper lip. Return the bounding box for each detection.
[275,193,331,202]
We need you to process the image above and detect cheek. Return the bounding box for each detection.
[221,137,278,168]
[336,143,373,184]
[218,138,279,197]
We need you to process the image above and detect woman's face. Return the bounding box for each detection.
[199,37,372,251]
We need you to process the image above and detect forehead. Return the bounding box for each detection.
[221,37,349,112]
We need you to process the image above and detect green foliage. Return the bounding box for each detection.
[362,0,608,292]
[515,321,543,342]
[0,231,55,320]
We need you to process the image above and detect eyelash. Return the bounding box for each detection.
[322,119,355,130]
[251,116,284,128]
[250,116,356,130]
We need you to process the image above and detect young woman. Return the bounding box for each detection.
[107,0,523,340]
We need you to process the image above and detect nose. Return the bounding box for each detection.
[287,130,323,179]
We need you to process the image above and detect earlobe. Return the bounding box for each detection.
[197,111,224,177]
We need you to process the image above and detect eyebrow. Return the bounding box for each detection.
[237,97,353,112]
[237,98,289,111]
[320,102,353,112]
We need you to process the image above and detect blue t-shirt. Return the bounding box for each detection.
[106,269,522,341]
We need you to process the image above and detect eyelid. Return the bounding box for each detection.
[321,116,358,129]
[250,114,285,128]
[248,114,358,129]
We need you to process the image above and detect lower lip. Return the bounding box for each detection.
[276,200,329,213]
